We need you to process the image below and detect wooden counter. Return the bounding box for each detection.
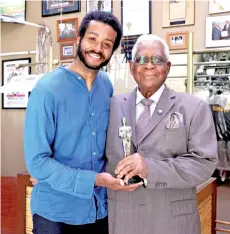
[196,178,217,234]
[16,174,217,234]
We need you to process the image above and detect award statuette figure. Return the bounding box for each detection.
[119,117,147,187]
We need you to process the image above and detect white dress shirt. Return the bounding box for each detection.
[136,84,165,122]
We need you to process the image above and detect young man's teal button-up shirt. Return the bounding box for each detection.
[24,67,113,224]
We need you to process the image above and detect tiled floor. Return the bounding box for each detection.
[216,180,230,234]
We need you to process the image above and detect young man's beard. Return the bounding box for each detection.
[77,40,112,70]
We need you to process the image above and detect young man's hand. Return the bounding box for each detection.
[95,172,142,191]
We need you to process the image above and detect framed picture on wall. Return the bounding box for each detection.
[209,0,230,14]
[1,0,27,22]
[1,58,31,109]
[57,18,78,42]
[206,15,230,47]
[166,31,188,50]
[60,41,76,60]
[61,61,72,66]
[86,0,112,13]
[121,0,151,37]
[42,0,81,17]
[120,0,151,61]
[162,0,195,28]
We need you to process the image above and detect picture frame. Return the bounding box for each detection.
[86,0,112,13]
[2,58,31,109]
[57,18,78,42]
[206,15,230,48]
[162,0,195,28]
[121,0,151,37]
[120,0,151,61]
[61,61,73,66]
[42,0,81,17]
[209,0,230,15]
[166,31,188,50]
[1,0,27,22]
[60,41,76,60]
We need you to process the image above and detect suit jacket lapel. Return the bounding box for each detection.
[121,89,137,147]
[137,86,176,144]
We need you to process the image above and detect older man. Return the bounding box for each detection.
[105,34,218,234]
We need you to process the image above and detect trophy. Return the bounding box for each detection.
[119,117,146,187]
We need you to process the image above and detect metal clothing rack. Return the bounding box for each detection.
[1,6,74,72]
[215,220,230,233]
[1,15,55,73]
[168,32,230,234]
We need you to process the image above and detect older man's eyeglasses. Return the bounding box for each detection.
[133,56,167,65]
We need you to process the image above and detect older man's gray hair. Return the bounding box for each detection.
[131,34,170,61]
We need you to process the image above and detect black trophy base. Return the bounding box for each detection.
[122,175,144,185]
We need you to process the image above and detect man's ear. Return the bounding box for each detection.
[76,37,81,46]
[129,61,134,76]
[166,61,171,75]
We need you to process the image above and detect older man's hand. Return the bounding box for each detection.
[30,177,38,186]
[115,153,147,184]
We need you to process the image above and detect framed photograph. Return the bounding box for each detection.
[60,41,76,60]
[42,0,81,17]
[209,0,230,14]
[61,61,72,66]
[86,0,112,13]
[206,15,230,48]
[121,0,151,37]
[162,0,195,28]
[120,0,151,61]
[57,18,78,42]
[1,0,26,22]
[166,31,188,50]
[2,58,31,109]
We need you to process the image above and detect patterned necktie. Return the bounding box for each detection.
[136,99,153,140]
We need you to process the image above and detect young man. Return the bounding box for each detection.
[24,11,139,234]
[105,34,218,234]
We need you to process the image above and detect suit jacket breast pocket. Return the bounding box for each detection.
[164,127,187,156]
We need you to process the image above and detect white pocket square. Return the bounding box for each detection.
[165,112,184,129]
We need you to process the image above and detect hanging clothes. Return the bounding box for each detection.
[209,91,230,169]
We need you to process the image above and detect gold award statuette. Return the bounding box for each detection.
[118,117,147,187]
[119,117,132,157]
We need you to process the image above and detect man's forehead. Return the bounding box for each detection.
[87,20,113,30]
[136,42,164,55]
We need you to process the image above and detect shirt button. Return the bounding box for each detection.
[93,152,96,155]
[92,132,95,135]
[92,113,94,116]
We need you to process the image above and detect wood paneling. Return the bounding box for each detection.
[17,175,217,234]
[197,178,217,234]
[1,177,17,234]
[17,174,32,234]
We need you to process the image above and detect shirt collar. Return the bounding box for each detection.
[136,84,165,105]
